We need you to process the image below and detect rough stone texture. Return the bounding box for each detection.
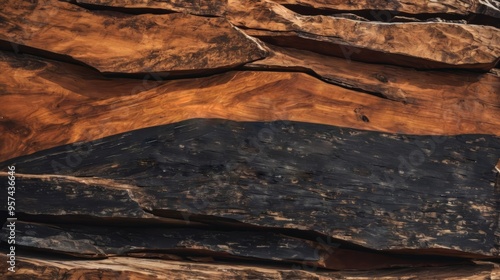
[1,254,499,280]
[72,0,227,16]
[1,0,499,277]
[1,0,498,71]
[228,0,500,70]
[1,52,499,162]
[274,0,500,20]
[246,44,500,105]
[2,221,469,270]
[0,0,266,73]
[2,119,499,257]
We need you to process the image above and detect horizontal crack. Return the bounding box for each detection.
[281,4,500,28]
[240,65,392,101]
[61,0,222,17]
[0,40,101,72]
[65,0,177,15]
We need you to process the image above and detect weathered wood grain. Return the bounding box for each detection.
[0,0,498,277]
[1,253,498,280]
[2,221,333,264]
[72,0,226,16]
[2,221,467,270]
[245,44,500,104]
[274,0,500,20]
[69,0,500,26]
[2,52,500,162]
[0,0,266,73]
[228,0,500,70]
[2,119,499,257]
[68,0,500,27]
[1,0,498,72]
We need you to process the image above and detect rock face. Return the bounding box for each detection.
[228,0,500,70]
[0,0,266,73]
[1,52,499,162]
[274,0,500,20]
[2,119,500,257]
[0,0,499,278]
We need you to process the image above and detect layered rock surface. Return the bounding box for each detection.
[0,0,499,278]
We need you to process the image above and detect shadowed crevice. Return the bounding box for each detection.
[282,4,500,28]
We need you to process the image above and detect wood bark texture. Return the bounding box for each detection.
[0,0,499,278]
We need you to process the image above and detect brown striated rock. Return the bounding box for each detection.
[72,0,227,16]
[1,254,499,280]
[228,0,500,70]
[70,0,500,23]
[245,44,500,105]
[0,0,266,73]
[273,0,500,20]
[1,52,500,161]
[23,0,500,72]
[1,0,500,277]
